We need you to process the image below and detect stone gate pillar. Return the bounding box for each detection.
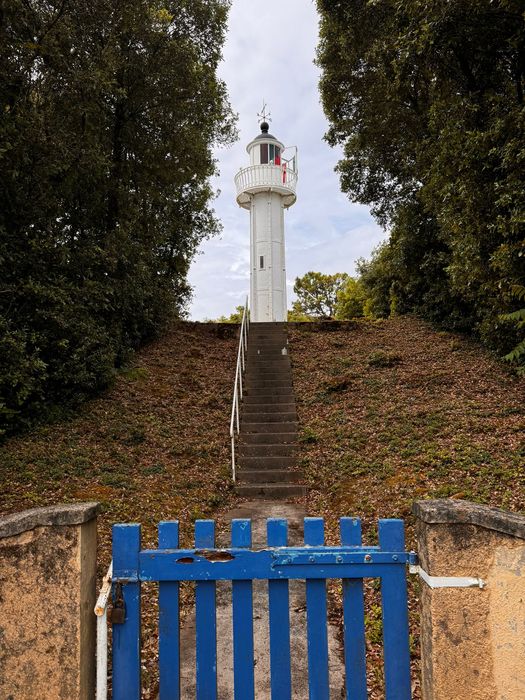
[0,502,100,700]
[413,499,525,700]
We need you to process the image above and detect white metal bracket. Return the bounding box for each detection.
[410,564,485,589]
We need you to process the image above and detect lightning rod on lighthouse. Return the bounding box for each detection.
[234,111,298,322]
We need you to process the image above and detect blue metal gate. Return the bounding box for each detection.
[111,517,414,699]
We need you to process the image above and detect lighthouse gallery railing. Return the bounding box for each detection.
[234,163,298,197]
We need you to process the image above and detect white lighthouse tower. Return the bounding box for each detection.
[235,116,298,322]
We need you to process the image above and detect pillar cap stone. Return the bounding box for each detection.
[0,502,100,539]
[413,499,525,540]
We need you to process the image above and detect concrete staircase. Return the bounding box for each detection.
[235,322,306,499]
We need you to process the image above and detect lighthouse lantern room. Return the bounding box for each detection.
[234,117,298,322]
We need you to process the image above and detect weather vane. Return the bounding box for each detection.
[257,100,272,125]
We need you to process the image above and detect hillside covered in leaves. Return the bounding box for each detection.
[0,323,240,566]
[290,318,524,696]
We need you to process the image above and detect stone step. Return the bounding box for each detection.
[244,393,294,401]
[248,339,288,346]
[249,332,287,338]
[247,348,288,354]
[247,349,288,356]
[246,359,291,369]
[245,394,295,402]
[247,340,288,346]
[244,394,294,404]
[242,403,296,414]
[245,392,294,401]
[248,341,287,347]
[239,443,297,457]
[249,326,287,331]
[248,335,288,352]
[247,364,291,372]
[241,422,298,434]
[242,412,297,423]
[234,483,306,499]
[246,357,288,364]
[240,432,297,445]
[242,404,297,420]
[237,469,303,483]
[239,456,297,470]
[245,369,292,382]
[245,396,294,405]
[248,335,288,341]
[246,373,292,382]
[246,377,292,389]
[248,352,288,357]
[246,376,292,384]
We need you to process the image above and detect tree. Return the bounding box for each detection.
[316,0,525,357]
[292,272,349,319]
[335,277,367,319]
[0,0,236,434]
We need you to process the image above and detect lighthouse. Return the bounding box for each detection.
[235,117,298,322]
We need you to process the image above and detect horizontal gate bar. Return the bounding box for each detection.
[111,547,415,582]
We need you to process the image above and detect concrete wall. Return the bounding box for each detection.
[0,503,99,700]
[413,499,525,700]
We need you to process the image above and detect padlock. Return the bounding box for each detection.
[109,605,126,624]
[109,582,126,624]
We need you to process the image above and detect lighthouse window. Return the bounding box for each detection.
[259,255,264,269]
[260,143,268,164]
[269,144,275,162]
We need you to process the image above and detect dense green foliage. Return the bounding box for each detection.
[335,276,367,319]
[0,0,236,434]
[501,284,525,373]
[316,0,525,367]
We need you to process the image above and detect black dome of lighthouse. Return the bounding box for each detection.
[254,120,279,141]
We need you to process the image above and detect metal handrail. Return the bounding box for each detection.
[229,296,249,481]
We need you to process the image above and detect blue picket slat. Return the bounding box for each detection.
[304,518,329,700]
[340,517,367,700]
[159,521,180,700]
[195,520,217,700]
[112,524,141,700]
[267,518,292,700]
[231,519,255,700]
[378,520,412,700]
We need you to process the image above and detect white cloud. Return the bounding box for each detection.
[187,0,387,320]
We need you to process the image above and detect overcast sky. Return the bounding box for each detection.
[187,0,386,320]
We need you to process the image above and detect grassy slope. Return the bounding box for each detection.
[0,321,241,564]
[289,317,525,697]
